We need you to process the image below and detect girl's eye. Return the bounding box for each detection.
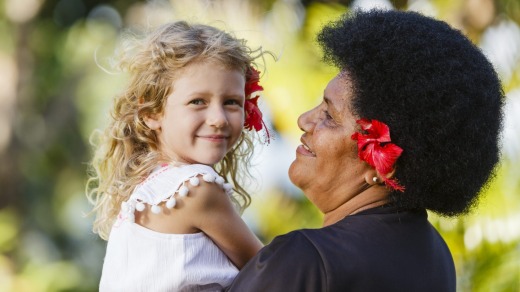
[224,99,242,106]
[189,99,205,105]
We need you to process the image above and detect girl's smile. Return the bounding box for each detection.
[197,134,230,143]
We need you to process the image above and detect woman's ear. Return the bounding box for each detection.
[144,115,162,130]
[385,168,396,180]
[364,171,380,186]
[364,168,397,185]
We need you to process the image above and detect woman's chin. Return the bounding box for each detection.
[288,160,306,189]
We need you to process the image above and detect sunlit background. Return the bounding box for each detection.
[0,0,519,291]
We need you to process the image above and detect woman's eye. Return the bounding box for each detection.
[324,110,333,120]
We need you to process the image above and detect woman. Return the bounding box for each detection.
[227,9,503,292]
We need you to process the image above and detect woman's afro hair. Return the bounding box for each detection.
[317,9,504,216]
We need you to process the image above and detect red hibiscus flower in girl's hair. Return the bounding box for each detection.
[244,67,263,97]
[244,67,270,143]
[244,96,263,131]
[351,118,405,191]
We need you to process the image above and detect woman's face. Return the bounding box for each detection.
[289,73,373,213]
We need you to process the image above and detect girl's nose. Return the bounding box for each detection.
[207,106,229,129]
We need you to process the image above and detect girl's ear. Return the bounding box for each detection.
[144,115,162,130]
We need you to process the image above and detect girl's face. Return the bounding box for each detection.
[146,61,245,165]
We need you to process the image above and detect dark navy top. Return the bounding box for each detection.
[227,205,455,292]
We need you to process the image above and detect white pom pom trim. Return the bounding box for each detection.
[125,170,237,220]
[178,185,189,197]
[223,183,233,192]
[215,176,225,185]
[135,202,146,212]
[189,177,200,186]
[151,205,161,214]
[166,197,176,209]
[202,173,215,182]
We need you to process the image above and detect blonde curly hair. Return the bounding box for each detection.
[87,21,267,240]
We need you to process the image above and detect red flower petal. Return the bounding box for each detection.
[351,119,405,191]
[244,97,263,131]
[245,95,259,109]
[243,67,270,144]
[247,67,261,82]
[245,82,263,96]
[358,118,391,142]
[245,67,264,96]
[372,143,403,175]
[384,178,405,192]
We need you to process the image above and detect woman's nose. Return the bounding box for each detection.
[297,108,316,133]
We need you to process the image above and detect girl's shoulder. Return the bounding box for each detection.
[127,163,233,212]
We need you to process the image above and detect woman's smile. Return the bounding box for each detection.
[296,137,316,156]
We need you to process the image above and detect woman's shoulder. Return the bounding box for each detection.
[261,230,326,263]
[263,226,360,256]
[227,230,329,291]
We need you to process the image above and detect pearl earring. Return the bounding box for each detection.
[373,177,378,183]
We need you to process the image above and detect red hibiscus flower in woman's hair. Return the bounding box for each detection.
[351,118,405,191]
[244,67,270,143]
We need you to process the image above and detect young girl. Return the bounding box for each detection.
[87,21,270,291]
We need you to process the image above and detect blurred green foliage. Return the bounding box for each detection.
[0,0,519,291]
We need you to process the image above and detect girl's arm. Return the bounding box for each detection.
[187,180,263,269]
[134,178,263,269]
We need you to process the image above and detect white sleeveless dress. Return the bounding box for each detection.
[99,164,238,292]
